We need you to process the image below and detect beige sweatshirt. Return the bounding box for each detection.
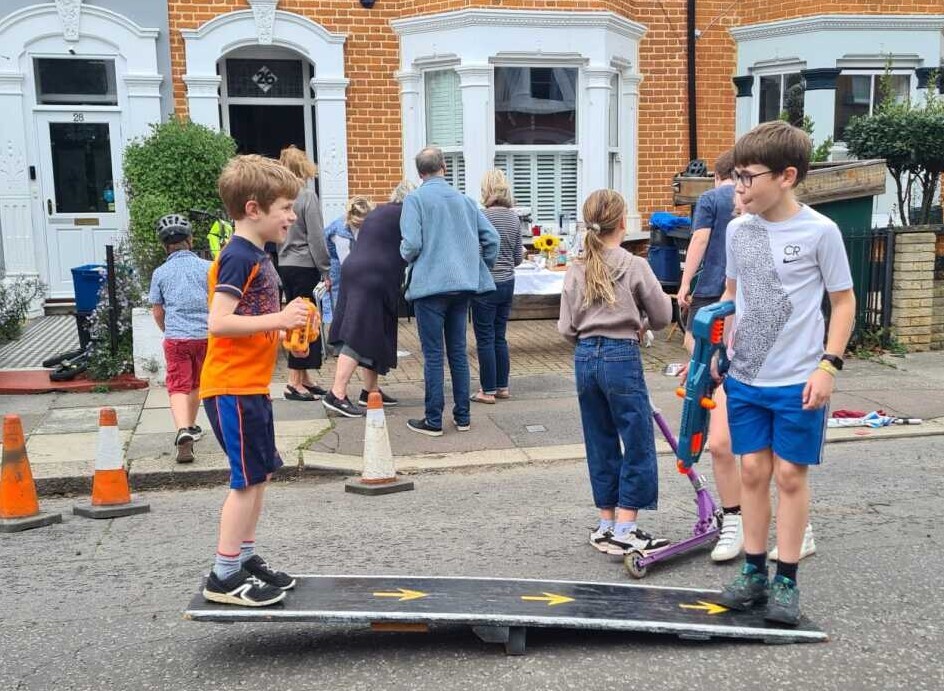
[557,247,672,344]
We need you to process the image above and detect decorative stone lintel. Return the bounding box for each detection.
[310,77,349,101]
[455,65,491,89]
[183,74,222,98]
[801,68,842,91]
[732,75,753,98]
[247,0,279,45]
[56,0,82,42]
[123,74,164,97]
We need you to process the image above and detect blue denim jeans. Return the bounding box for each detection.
[575,337,658,511]
[414,293,472,428]
[471,278,515,394]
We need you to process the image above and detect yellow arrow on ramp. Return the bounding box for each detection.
[679,601,728,615]
[372,588,428,602]
[521,592,575,607]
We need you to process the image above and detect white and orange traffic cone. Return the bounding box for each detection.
[0,414,62,532]
[73,407,150,518]
[345,392,414,495]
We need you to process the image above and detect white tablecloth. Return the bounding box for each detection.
[513,266,566,295]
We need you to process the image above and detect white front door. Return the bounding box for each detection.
[35,111,123,298]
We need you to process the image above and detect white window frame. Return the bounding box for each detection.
[218,47,316,159]
[832,69,913,142]
[492,63,579,229]
[421,66,465,192]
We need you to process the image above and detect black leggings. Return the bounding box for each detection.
[278,265,323,370]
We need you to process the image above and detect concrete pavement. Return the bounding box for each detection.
[3,320,944,495]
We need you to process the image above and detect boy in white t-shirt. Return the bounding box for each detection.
[707,121,855,626]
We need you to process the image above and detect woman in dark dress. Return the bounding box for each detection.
[321,181,415,418]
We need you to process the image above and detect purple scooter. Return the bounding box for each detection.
[622,402,722,578]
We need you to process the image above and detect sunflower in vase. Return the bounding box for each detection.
[532,234,561,263]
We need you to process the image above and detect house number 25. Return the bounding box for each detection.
[72,112,84,123]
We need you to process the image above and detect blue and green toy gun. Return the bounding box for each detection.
[675,300,735,471]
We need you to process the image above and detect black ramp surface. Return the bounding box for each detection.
[186,575,826,643]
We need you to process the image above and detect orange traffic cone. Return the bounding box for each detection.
[344,392,414,496]
[0,414,62,533]
[73,407,149,519]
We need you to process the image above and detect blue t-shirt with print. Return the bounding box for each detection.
[691,184,736,297]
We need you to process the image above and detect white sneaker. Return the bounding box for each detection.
[711,512,744,562]
[589,526,613,553]
[602,529,670,556]
[769,524,817,561]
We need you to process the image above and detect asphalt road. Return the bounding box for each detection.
[3,437,942,691]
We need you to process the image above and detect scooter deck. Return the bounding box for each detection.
[185,575,826,654]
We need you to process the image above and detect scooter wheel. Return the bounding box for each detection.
[624,550,648,579]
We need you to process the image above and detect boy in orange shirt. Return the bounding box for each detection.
[200,155,315,606]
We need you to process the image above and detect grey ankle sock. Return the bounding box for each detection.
[213,552,242,580]
[614,521,637,537]
[240,541,255,564]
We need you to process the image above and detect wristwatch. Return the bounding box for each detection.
[821,354,844,371]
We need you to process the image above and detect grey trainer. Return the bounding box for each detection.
[764,575,801,626]
[712,563,769,610]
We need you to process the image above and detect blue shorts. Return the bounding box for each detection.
[204,394,282,489]
[724,377,827,465]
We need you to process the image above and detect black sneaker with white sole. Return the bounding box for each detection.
[188,425,204,441]
[602,529,671,555]
[357,389,399,407]
[242,554,296,590]
[202,569,286,607]
[322,391,366,418]
[454,420,470,432]
[175,428,195,464]
[407,418,443,437]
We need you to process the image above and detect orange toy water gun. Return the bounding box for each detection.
[282,298,320,352]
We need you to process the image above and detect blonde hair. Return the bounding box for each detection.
[390,180,416,203]
[218,154,303,221]
[480,169,513,208]
[279,145,318,181]
[580,189,626,307]
[346,196,375,228]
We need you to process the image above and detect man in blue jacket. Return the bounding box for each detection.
[401,147,499,436]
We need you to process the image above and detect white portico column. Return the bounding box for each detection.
[123,74,164,140]
[733,75,753,137]
[620,72,643,233]
[311,77,351,223]
[0,74,39,273]
[582,67,615,205]
[396,70,423,185]
[184,75,222,130]
[456,64,491,196]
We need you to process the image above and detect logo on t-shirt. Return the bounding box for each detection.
[782,244,802,264]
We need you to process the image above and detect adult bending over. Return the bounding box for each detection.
[323,181,415,417]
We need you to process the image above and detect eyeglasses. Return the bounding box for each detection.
[733,169,775,188]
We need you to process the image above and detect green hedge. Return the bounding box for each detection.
[123,117,236,282]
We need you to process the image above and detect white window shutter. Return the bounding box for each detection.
[425,70,463,147]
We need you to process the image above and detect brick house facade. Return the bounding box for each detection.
[1,0,942,303]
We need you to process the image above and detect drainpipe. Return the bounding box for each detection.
[687,0,698,161]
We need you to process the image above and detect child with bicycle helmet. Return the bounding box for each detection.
[148,213,212,463]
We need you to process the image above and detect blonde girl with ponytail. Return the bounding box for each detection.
[558,189,674,557]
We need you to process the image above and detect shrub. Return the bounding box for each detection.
[86,243,140,380]
[0,277,46,343]
[844,71,944,226]
[123,117,236,283]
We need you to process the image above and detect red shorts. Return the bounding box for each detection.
[163,338,208,394]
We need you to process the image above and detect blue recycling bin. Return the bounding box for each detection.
[71,264,106,313]
[648,245,681,284]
